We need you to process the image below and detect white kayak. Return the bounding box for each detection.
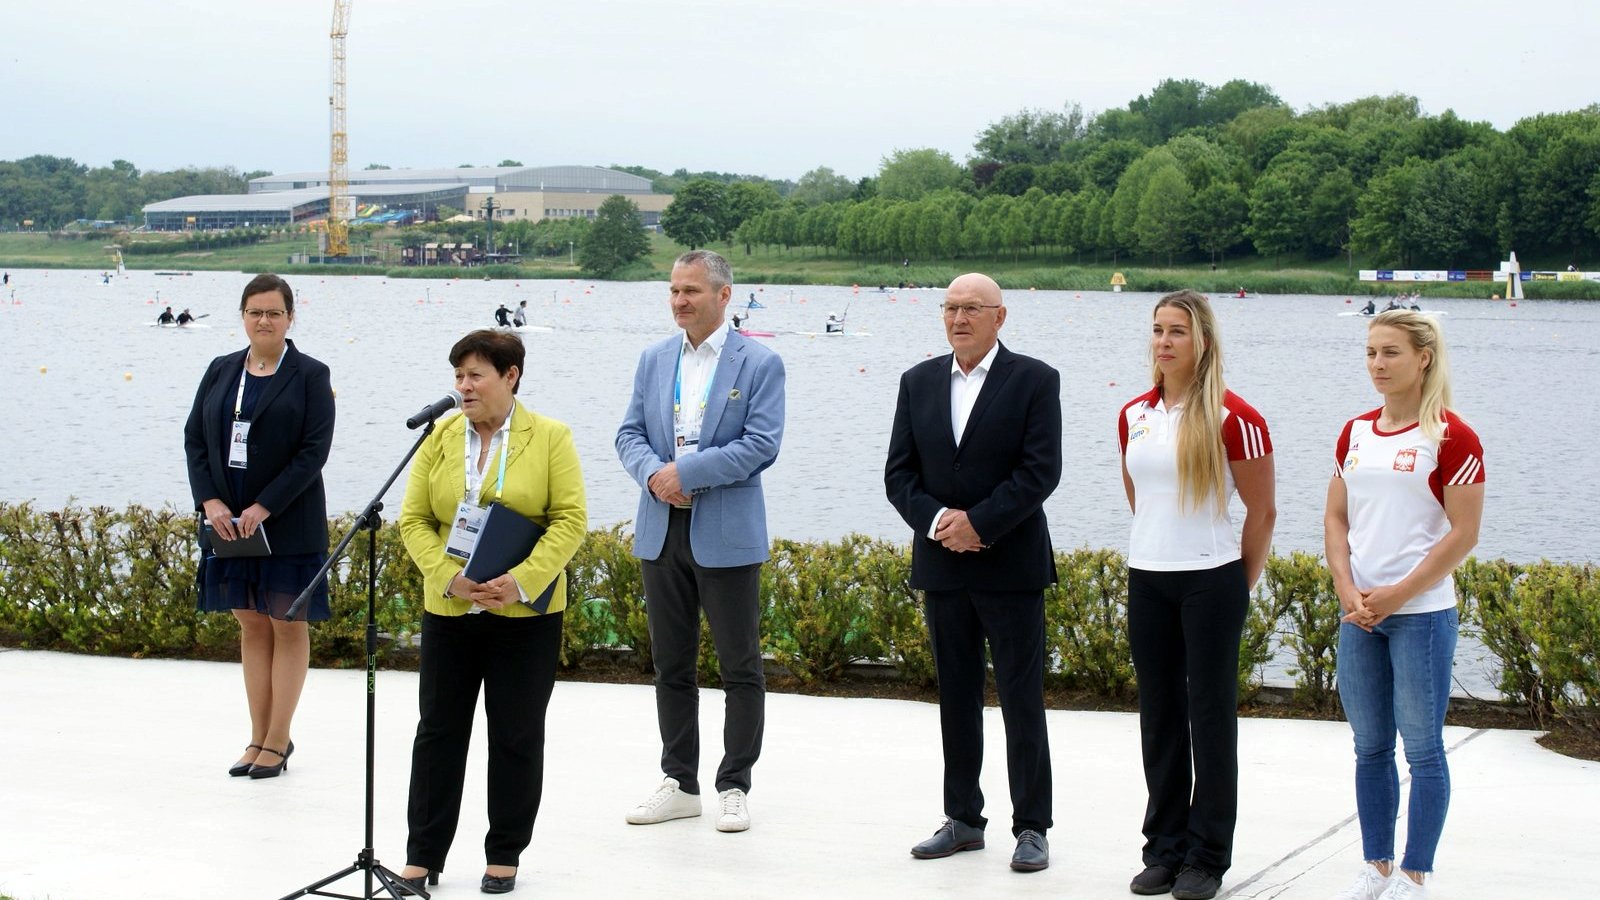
[794,330,873,337]
[147,322,212,329]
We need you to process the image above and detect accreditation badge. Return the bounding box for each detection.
[673,422,700,459]
[228,420,251,469]
[445,501,487,562]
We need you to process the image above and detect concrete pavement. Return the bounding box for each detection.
[1,648,1593,899]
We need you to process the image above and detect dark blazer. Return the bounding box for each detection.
[183,339,336,555]
[885,341,1062,592]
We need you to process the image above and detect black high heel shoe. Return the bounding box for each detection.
[481,870,516,894]
[247,740,295,779]
[228,744,264,777]
[397,870,439,896]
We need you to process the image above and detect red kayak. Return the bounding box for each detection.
[738,328,776,338]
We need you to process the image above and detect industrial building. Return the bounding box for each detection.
[143,165,672,231]
[141,183,469,231]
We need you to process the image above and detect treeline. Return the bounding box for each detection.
[0,156,271,227]
[659,80,1600,268]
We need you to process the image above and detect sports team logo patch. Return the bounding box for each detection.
[1129,424,1150,443]
[1393,448,1417,472]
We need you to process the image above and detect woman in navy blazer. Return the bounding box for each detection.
[184,273,335,779]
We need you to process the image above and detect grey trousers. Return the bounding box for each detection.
[640,506,765,794]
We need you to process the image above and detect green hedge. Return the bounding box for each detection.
[1,503,1595,724]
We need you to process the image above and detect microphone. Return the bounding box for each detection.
[405,391,462,429]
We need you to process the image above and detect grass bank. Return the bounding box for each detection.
[5,231,1597,299]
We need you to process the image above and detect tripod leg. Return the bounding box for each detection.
[273,861,360,900]
[372,864,426,899]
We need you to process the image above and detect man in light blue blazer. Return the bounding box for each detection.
[616,249,785,834]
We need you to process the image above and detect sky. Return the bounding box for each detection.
[4,0,1596,183]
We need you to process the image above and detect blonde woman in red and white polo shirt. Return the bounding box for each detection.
[1117,290,1276,900]
[1324,311,1484,900]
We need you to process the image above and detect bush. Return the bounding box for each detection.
[1045,547,1134,696]
[1456,557,1548,721]
[1524,563,1600,736]
[4,502,1597,727]
[1265,551,1342,712]
[763,535,884,683]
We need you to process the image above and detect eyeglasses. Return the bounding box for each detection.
[243,309,288,321]
[939,302,1001,318]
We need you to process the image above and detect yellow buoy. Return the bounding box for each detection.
[39,366,47,374]
[124,373,133,381]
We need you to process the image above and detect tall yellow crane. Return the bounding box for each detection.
[327,0,353,258]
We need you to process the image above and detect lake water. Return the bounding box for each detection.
[2,268,1593,695]
[3,267,1591,565]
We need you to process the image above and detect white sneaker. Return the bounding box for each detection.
[715,788,750,832]
[1332,863,1392,900]
[625,777,702,825]
[1376,873,1426,900]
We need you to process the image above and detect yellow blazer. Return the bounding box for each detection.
[399,401,587,617]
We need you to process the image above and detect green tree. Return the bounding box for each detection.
[1192,182,1248,265]
[971,103,1086,164]
[877,148,966,200]
[1135,166,1193,264]
[579,195,650,277]
[790,166,856,205]
[1245,170,1304,260]
[1109,148,1179,255]
[723,181,782,251]
[659,178,728,249]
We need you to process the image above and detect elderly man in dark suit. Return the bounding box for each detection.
[885,272,1062,873]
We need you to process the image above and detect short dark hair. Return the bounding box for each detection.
[449,329,525,394]
[239,273,294,313]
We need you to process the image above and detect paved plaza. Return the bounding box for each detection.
[1,649,1593,899]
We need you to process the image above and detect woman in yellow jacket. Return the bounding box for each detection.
[395,329,586,896]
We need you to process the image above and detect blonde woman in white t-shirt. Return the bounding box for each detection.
[1324,310,1485,900]
[1117,290,1276,900]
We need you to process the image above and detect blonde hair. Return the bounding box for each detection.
[1150,290,1229,513]
[1369,310,1454,441]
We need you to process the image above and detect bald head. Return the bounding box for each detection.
[947,272,1003,307]
[943,272,1007,371]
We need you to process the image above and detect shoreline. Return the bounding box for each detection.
[4,236,1597,299]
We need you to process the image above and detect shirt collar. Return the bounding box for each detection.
[949,341,1001,378]
[681,320,730,357]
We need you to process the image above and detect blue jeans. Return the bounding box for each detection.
[1336,607,1458,873]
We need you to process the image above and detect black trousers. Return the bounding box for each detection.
[1127,560,1249,877]
[406,609,562,871]
[640,506,765,795]
[924,588,1053,837]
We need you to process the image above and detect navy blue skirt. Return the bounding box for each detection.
[199,551,331,622]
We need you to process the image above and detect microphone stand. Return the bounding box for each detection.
[277,417,439,900]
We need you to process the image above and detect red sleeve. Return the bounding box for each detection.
[1221,392,1271,461]
[1118,394,1150,456]
[1438,413,1485,486]
[1333,418,1355,479]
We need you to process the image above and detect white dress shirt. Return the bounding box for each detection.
[677,321,729,441]
[928,340,1001,539]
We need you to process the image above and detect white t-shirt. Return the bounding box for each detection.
[1118,387,1272,571]
[1334,408,1485,615]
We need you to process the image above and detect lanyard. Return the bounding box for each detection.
[464,406,513,504]
[234,344,288,420]
[673,341,719,423]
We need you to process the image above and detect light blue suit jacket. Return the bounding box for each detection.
[616,326,785,567]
